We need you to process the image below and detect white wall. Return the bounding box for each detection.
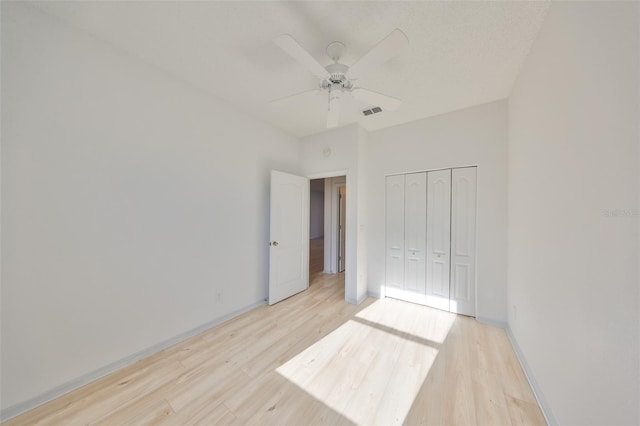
[366,101,509,324]
[356,127,369,301]
[300,124,367,303]
[0,3,300,414]
[507,2,639,425]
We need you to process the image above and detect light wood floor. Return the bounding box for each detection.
[4,239,545,425]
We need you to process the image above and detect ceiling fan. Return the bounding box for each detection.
[271,29,409,128]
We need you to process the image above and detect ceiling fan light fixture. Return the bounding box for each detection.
[325,63,349,84]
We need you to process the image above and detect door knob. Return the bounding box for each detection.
[271,241,279,246]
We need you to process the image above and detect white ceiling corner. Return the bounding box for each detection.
[32,1,550,138]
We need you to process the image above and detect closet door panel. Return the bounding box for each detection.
[385,175,405,297]
[450,167,477,316]
[426,169,451,311]
[404,172,427,301]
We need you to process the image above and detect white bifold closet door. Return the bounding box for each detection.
[384,167,477,317]
[425,169,451,311]
[385,174,405,298]
[403,172,427,304]
[450,167,477,316]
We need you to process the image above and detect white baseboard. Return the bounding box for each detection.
[505,326,557,426]
[0,299,266,422]
[367,289,381,299]
[346,291,371,305]
[476,316,507,329]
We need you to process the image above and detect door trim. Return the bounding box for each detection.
[336,183,346,273]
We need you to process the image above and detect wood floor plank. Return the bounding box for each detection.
[472,367,513,426]
[94,397,173,426]
[506,395,548,425]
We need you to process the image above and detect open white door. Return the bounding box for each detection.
[269,170,310,305]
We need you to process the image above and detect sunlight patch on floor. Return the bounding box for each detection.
[356,297,456,344]
[276,298,454,425]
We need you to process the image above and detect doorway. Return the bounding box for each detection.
[309,178,325,279]
[309,176,347,288]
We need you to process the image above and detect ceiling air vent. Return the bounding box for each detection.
[362,106,383,116]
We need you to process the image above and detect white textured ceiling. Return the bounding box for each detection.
[33,1,549,138]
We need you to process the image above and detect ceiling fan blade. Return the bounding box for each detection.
[274,34,330,80]
[269,89,320,106]
[351,88,402,111]
[346,29,409,80]
[326,92,343,128]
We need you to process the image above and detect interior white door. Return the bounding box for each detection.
[403,172,427,303]
[385,174,405,299]
[450,167,477,316]
[268,170,309,305]
[425,169,452,311]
